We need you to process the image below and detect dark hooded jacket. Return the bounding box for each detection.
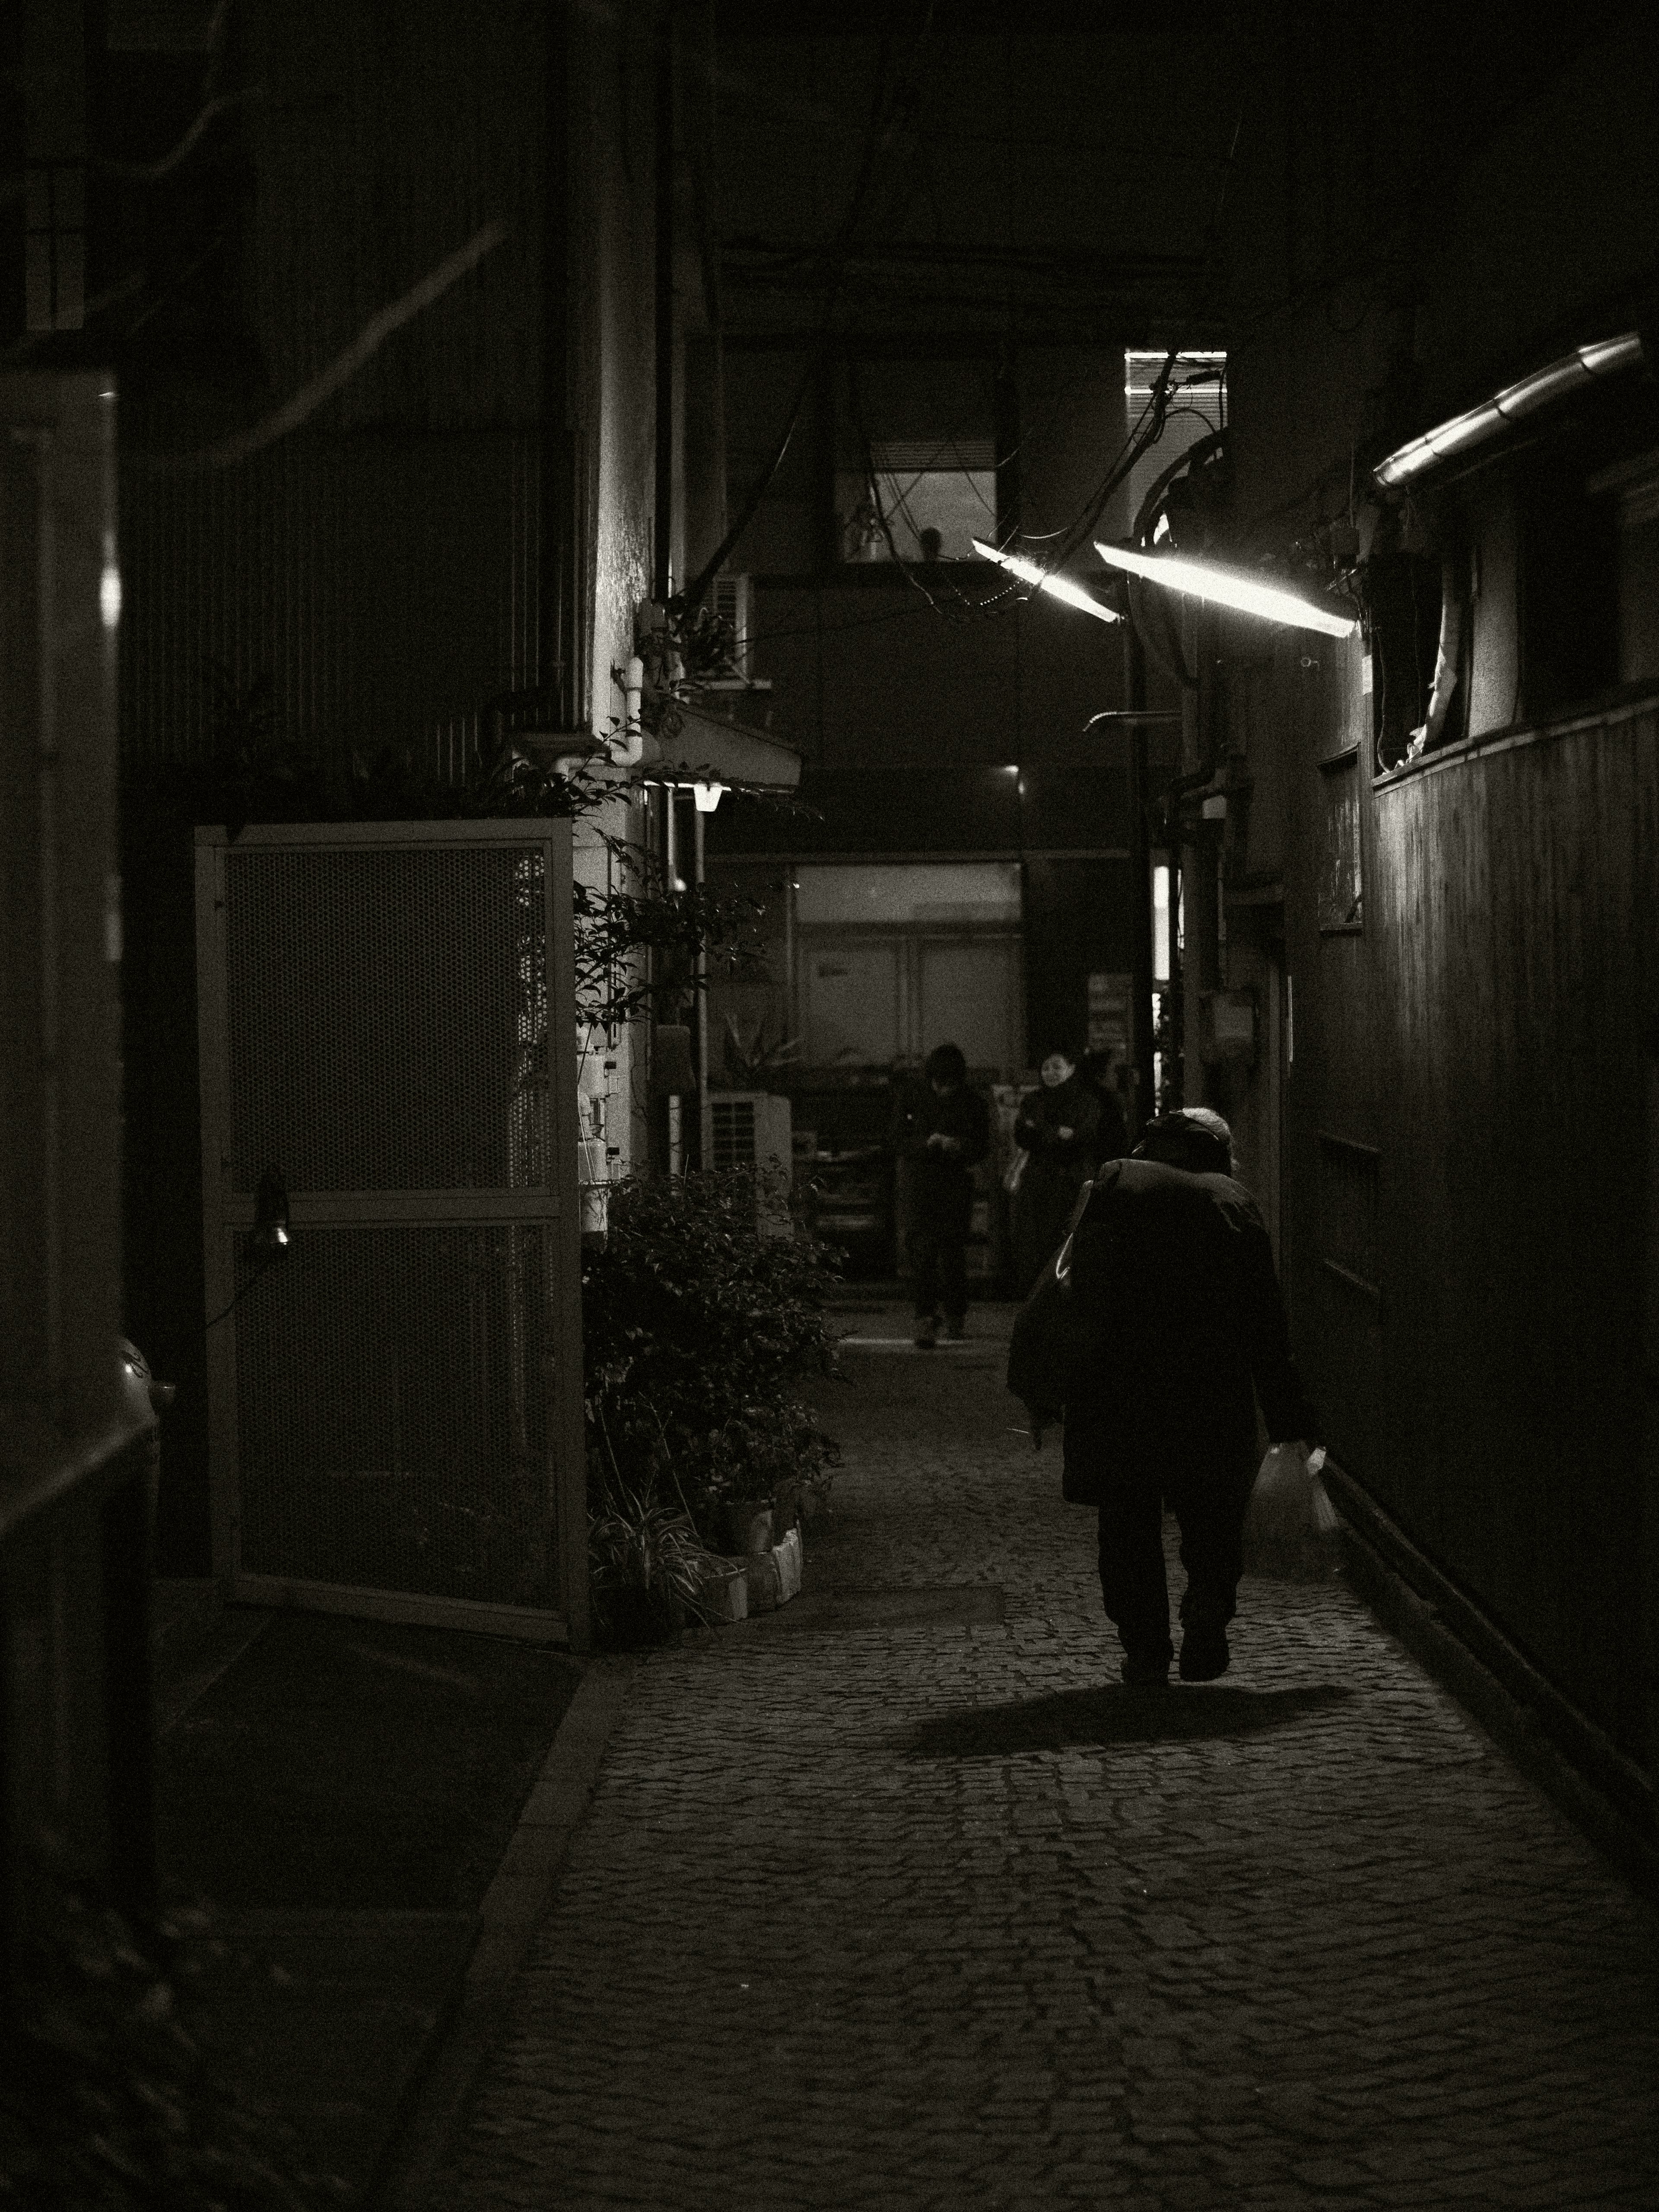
[890,1081,990,1234]
[1052,1157,1319,1506]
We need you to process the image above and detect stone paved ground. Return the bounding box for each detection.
[428,1304,1659,2210]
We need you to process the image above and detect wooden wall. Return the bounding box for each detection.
[1287,693,1659,1771]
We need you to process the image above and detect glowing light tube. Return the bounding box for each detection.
[1093,541,1357,638]
[972,538,1121,622]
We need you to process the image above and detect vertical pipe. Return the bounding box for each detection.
[1641,1038,1659,1786]
[784,871,797,1048]
[102,1465,157,1926]
[543,0,577,726]
[1189,617,1222,1109]
[25,430,65,1418]
[654,1,675,604]
[667,789,683,1175]
[1125,627,1155,1140]
[693,801,708,1166]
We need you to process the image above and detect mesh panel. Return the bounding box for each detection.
[709,1097,756,1171]
[224,845,548,1193]
[234,1224,557,1608]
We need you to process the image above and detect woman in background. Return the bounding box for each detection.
[1012,1046,1101,1296]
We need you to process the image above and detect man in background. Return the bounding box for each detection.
[891,1042,989,1348]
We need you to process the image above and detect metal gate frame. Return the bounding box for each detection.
[195,819,588,1646]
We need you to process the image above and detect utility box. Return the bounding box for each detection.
[702,1091,793,1233]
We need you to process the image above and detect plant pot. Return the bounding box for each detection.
[694,1557,749,1624]
[724,1500,775,1556]
[743,1525,804,1614]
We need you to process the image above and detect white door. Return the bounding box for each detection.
[918,937,1021,1077]
[801,936,902,1065]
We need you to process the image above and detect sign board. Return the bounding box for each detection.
[1086,971,1133,1068]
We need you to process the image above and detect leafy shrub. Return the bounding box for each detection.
[0,1867,346,2210]
[582,1168,842,1551]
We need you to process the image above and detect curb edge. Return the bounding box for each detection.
[367,1653,639,2209]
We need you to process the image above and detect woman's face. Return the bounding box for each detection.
[1040,1052,1074,1088]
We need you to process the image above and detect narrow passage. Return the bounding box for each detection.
[430,1303,1659,2212]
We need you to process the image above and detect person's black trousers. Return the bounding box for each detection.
[911,1222,968,1324]
[1095,1451,1255,1668]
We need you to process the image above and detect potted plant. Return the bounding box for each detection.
[582,1168,842,1590]
[587,1472,724,1649]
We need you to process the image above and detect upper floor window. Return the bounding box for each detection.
[833,356,1009,565]
[839,438,997,563]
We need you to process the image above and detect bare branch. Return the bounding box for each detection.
[138,219,509,473]
[96,88,262,183]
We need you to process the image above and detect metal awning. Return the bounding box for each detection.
[642,699,802,790]
[1373,331,1645,492]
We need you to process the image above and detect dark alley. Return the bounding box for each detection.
[4,5,1659,2208]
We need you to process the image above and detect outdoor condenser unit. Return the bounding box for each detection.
[711,573,753,675]
[702,1091,792,1234]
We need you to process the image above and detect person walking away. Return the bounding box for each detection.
[1012,1046,1101,1295]
[890,1042,989,1347]
[1080,1048,1130,1168]
[1059,1108,1319,1687]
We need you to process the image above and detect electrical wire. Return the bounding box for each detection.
[846,364,975,624]
[685,10,941,609]
[204,1255,279,1332]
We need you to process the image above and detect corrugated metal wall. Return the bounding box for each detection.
[119,428,541,777]
[117,0,551,783]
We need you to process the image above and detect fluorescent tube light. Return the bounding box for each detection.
[972,538,1121,622]
[1373,332,1644,490]
[1093,541,1357,638]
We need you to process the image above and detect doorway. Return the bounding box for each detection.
[798,928,1023,1076]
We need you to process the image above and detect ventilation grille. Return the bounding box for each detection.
[234,1224,556,1606]
[708,1096,757,1171]
[711,573,750,673]
[870,439,996,473]
[224,844,547,1193]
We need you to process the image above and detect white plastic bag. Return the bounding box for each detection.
[1242,1443,1341,1580]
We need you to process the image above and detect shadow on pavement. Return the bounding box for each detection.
[907,1681,1355,1758]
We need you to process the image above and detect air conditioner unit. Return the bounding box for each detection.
[702,1090,792,1234]
[711,573,753,676]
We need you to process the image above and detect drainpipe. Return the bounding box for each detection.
[654,4,675,605]
[693,796,709,1166]
[667,789,683,1176]
[1124,625,1157,1140]
[1417,555,1465,751]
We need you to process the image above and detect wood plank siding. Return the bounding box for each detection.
[1290,693,1659,1768]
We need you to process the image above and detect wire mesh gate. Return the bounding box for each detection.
[195,822,588,1644]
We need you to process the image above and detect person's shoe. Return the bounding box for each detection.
[1179,1627,1230,1682]
[944,1317,966,1341]
[1119,1652,1170,1690]
[913,1315,938,1349]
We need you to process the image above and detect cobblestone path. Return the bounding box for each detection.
[432,1305,1659,2210]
